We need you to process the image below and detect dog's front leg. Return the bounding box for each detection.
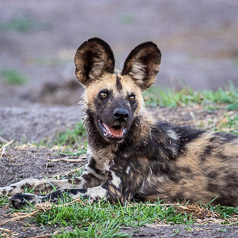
[10,186,107,209]
[0,173,100,197]
[10,170,123,208]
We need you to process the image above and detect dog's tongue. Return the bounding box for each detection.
[102,122,123,138]
[110,127,123,137]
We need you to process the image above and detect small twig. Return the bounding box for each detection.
[127,203,180,207]
[0,140,14,158]
[50,157,85,163]
[30,234,52,238]
[0,140,13,151]
[0,210,38,226]
[0,227,12,233]
[62,198,86,207]
[51,167,85,180]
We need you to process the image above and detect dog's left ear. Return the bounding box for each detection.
[74,38,115,87]
[122,42,161,90]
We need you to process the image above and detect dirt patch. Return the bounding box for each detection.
[0,216,56,238]
[122,224,238,238]
[0,105,84,143]
[0,146,87,187]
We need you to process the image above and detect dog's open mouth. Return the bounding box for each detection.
[98,120,127,139]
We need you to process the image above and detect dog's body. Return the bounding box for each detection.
[1,38,238,208]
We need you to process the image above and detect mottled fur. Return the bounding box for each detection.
[1,38,238,208]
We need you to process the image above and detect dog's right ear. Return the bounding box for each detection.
[74,38,115,87]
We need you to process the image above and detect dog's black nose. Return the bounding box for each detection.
[113,108,129,121]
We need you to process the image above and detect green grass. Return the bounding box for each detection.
[0,196,9,207]
[54,121,87,148]
[143,85,238,111]
[58,149,87,157]
[216,113,238,135]
[210,204,238,220]
[8,197,237,238]
[1,69,27,85]
[31,200,194,238]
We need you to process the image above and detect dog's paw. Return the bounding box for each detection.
[10,193,38,209]
[0,186,12,197]
[0,187,5,197]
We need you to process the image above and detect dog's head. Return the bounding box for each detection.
[75,38,161,143]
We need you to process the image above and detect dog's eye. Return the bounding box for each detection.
[99,91,109,99]
[129,94,135,102]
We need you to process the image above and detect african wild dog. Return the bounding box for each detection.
[1,38,238,208]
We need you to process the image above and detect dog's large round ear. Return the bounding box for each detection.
[74,38,115,87]
[121,42,161,90]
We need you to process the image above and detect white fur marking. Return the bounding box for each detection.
[131,62,145,83]
[126,166,130,174]
[87,186,107,199]
[83,167,105,180]
[111,171,121,188]
[167,129,179,141]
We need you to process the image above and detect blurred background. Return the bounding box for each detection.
[0,0,238,107]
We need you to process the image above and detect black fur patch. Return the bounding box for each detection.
[200,144,214,161]
[206,171,218,179]
[173,125,205,156]
[116,75,122,91]
[10,193,35,209]
[68,188,87,195]
[68,178,82,185]
[46,190,63,201]
[207,182,219,193]
[21,183,31,190]
[174,192,185,202]
[88,157,101,174]
[82,173,103,187]
[214,132,237,141]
